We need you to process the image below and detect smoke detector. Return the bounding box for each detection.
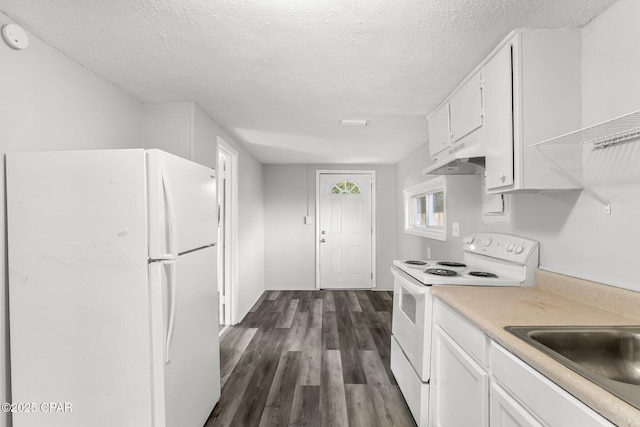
[2,24,29,50]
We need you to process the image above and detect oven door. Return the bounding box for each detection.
[391,266,433,382]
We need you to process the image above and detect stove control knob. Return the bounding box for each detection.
[483,238,492,247]
[506,243,515,252]
[463,236,474,244]
[514,245,524,254]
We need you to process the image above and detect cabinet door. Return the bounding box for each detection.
[490,382,543,427]
[430,325,489,427]
[428,104,451,157]
[484,41,515,190]
[449,71,483,142]
[491,343,615,427]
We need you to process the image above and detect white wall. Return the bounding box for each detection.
[0,11,143,427]
[552,0,640,289]
[141,102,220,168]
[231,137,265,319]
[264,164,396,290]
[192,104,219,168]
[141,102,193,160]
[395,143,483,262]
[396,0,640,292]
[264,165,316,289]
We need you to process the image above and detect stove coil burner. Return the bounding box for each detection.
[437,261,467,268]
[405,260,428,266]
[425,268,459,277]
[469,271,498,278]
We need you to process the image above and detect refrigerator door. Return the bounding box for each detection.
[7,150,155,427]
[149,246,220,427]
[147,150,217,259]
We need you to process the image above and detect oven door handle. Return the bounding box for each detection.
[391,266,429,294]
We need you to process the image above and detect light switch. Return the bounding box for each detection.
[452,222,460,237]
[304,216,313,225]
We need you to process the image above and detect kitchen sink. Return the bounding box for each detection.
[505,325,640,410]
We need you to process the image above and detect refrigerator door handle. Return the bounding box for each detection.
[165,259,177,364]
[161,158,178,259]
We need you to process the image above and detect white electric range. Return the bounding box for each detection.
[390,232,539,427]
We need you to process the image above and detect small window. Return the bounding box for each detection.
[411,191,444,228]
[404,176,447,240]
[331,180,361,195]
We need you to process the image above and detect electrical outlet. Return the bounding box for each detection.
[427,247,431,259]
[452,222,460,237]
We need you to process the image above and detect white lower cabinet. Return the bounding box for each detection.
[490,382,543,427]
[431,325,488,427]
[431,300,489,427]
[491,343,614,427]
[431,299,615,427]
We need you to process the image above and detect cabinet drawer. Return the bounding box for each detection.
[490,343,614,427]
[390,335,429,427]
[433,299,488,367]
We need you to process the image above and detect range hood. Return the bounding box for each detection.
[422,139,485,175]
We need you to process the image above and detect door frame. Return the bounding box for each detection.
[315,169,376,290]
[217,137,239,327]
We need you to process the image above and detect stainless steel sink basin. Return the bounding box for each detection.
[506,325,640,410]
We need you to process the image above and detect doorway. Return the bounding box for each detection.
[316,171,376,289]
[217,137,238,333]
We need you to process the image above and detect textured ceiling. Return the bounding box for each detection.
[0,0,616,164]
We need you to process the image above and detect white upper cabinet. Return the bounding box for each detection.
[483,29,583,193]
[428,103,451,157]
[483,41,515,190]
[427,71,484,160]
[449,71,484,143]
[427,29,584,192]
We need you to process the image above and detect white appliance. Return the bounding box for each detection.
[390,232,539,427]
[6,149,220,427]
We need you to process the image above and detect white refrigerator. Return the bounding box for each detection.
[6,149,220,427]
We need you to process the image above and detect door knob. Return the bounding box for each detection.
[320,239,326,243]
[321,230,326,235]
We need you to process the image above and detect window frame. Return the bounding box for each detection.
[403,176,448,241]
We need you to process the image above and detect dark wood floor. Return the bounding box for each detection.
[205,290,416,427]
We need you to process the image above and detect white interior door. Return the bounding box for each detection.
[217,138,238,326]
[318,172,373,289]
[218,152,227,327]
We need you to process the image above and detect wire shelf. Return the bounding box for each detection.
[531,110,640,149]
